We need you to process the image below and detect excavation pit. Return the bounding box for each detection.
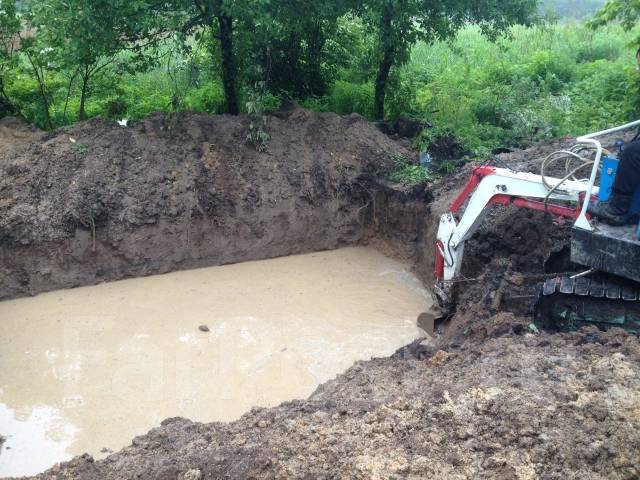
[0,247,431,477]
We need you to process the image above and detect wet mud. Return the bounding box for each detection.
[0,108,427,301]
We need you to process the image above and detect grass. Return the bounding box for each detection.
[403,23,639,157]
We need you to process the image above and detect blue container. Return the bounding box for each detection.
[599,156,619,202]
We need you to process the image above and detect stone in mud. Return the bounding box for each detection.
[179,469,202,480]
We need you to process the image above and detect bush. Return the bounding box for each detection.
[105,98,128,118]
[328,81,374,118]
[300,96,329,112]
[527,50,575,90]
[388,163,430,184]
[402,23,636,157]
[185,83,225,114]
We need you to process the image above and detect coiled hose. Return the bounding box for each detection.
[540,144,602,211]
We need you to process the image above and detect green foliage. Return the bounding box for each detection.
[404,23,638,157]
[328,81,374,118]
[0,3,19,47]
[0,0,20,87]
[388,163,430,184]
[386,151,431,184]
[185,83,226,114]
[25,0,172,120]
[250,1,353,97]
[300,96,329,112]
[591,0,640,47]
[592,0,640,31]
[539,0,605,19]
[361,0,539,119]
[70,142,88,154]
[0,0,638,171]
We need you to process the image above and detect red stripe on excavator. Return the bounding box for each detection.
[449,166,497,213]
[488,195,588,219]
[434,240,445,281]
[449,165,591,220]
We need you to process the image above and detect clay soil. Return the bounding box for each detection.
[1,110,639,479]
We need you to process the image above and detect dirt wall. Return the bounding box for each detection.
[0,109,432,300]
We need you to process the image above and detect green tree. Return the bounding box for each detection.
[18,32,55,128]
[252,0,354,97]
[29,0,179,121]
[0,0,21,115]
[181,0,255,115]
[591,0,640,45]
[363,0,538,120]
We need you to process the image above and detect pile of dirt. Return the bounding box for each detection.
[0,107,425,300]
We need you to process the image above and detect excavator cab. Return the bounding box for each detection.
[434,120,640,333]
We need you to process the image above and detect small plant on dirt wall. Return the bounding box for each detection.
[387,151,431,185]
[70,142,88,155]
[388,163,430,184]
[245,81,271,153]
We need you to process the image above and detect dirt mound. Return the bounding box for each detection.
[0,108,421,299]
[0,116,41,150]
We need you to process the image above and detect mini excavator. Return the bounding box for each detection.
[434,120,640,332]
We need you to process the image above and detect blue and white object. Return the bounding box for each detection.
[599,156,618,202]
[419,152,432,169]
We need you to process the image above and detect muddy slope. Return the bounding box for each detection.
[0,108,427,300]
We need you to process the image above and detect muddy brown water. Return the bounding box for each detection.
[0,247,431,477]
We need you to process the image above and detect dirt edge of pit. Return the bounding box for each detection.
[0,108,435,301]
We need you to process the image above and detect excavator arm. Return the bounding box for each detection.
[429,120,640,333]
[434,165,597,304]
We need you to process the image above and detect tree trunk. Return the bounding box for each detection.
[79,68,90,121]
[374,51,393,120]
[306,20,326,96]
[26,53,52,129]
[373,5,394,120]
[63,69,81,122]
[214,2,239,115]
[0,75,18,116]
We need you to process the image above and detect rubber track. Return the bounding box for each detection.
[541,276,640,302]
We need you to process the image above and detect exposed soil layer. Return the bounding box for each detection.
[2,114,639,479]
[0,108,425,300]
